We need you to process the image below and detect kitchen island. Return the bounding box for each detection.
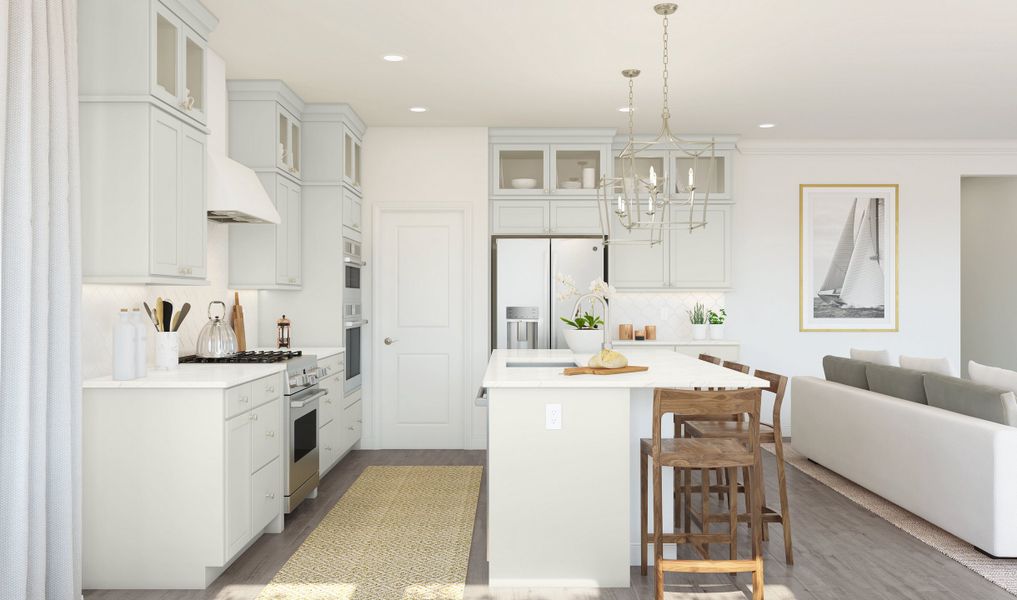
[481,349,768,588]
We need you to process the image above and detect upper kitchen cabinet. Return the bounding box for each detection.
[81,94,208,284]
[489,129,614,198]
[343,127,363,193]
[226,80,306,182]
[229,173,302,289]
[79,0,216,127]
[611,136,737,203]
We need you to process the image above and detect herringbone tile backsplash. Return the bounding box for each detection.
[82,223,260,379]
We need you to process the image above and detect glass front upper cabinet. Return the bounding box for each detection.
[152,8,179,107]
[343,128,362,191]
[550,146,605,196]
[672,149,732,200]
[613,150,667,202]
[277,107,301,176]
[151,4,207,125]
[493,145,548,195]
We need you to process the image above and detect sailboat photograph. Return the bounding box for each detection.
[800,184,899,332]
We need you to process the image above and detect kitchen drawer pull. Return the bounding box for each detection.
[347,426,355,431]
[241,395,249,403]
[266,492,275,499]
[252,413,259,421]
[266,385,275,393]
[266,430,275,437]
[325,446,332,452]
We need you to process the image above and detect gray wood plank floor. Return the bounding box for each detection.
[84,449,1014,600]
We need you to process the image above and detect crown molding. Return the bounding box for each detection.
[736,139,1017,157]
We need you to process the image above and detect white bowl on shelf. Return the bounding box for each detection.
[511,178,538,189]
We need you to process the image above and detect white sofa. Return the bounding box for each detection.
[791,376,1017,557]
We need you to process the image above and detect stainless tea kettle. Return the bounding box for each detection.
[195,300,238,358]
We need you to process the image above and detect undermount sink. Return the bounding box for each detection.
[505,361,576,368]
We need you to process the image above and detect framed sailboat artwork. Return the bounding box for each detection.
[800,184,899,332]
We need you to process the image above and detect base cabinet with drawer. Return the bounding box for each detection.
[83,372,285,590]
[317,352,349,476]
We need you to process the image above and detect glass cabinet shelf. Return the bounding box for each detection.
[495,147,547,194]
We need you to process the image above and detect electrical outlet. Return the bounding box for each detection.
[545,403,562,430]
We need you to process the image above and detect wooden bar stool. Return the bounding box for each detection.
[685,370,793,565]
[722,360,750,375]
[698,353,722,365]
[642,388,765,600]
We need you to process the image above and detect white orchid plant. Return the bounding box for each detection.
[556,273,616,330]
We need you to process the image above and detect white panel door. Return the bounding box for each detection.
[378,209,467,448]
[177,123,206,278]
[274,177,289,285]
[225,413,252,558]
[150,110,180,277]
[670,205,732,288]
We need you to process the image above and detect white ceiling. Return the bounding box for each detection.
[204,0,1017,138]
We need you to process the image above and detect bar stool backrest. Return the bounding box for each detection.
[698,354,722,365]
[652,388,762,456]
[722,360,750,374]
[753,369,789,431]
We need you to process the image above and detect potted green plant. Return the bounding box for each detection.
[556,274,614,354]
[708,308,727,340]
[689,302,708,340]
[559,312,605,354]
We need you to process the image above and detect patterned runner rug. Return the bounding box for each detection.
[257,465,483,600]
[767,444,1017,596]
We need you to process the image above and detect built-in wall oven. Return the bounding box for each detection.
[343,237,366,395]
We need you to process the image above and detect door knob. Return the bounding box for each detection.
[384,337,398,345]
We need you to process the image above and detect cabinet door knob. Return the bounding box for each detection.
[325,446,332,452]
[241,395,249,403]
[266,492,275,499]
[252,413,259,421]
[347,426,355,431]
[266,430,275,437]
[266,385,275,393]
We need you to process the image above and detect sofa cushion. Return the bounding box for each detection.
[900,355,952,376]
[923,372,1017,426]
[865,363,927,404]
[850,348,892,365]
[968,360,1017,396]
[823,356,869,389]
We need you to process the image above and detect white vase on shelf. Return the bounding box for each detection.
[691,324,708,340]
[709,324,725,340]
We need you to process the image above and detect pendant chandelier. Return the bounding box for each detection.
[597,3,717,246]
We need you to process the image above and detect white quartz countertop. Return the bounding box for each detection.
[83,346,344,389]
[611,339,740,346]
[482,349,768,390]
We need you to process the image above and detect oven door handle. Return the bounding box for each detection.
[289,388,327,409]
[343,257,367,267]
[344,319,369,328]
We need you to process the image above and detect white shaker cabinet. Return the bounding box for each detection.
[83,373,285,590]
[342,127,363,192]
[491,201,550,234]
[229,173,302,289]
[550,200,602,234]
[225,411,254,558]
[82,103,207,284]
[343,186,363,236]
[670,205,732,289]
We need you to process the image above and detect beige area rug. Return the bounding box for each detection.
[257,466,483,600]
[767,443,1017,596]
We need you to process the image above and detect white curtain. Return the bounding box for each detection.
[1,1,82,599]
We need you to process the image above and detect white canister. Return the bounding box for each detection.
[112,309,136,381]
[154,332,180,370]
[130,308,148,378]
[709,324,725,340]
[582,167,597,189]
[691,323,708,341]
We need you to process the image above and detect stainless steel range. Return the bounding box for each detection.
[282,354,330,513]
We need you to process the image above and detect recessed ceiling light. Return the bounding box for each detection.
[618,107,636,113]
[409,107,428,113]
[382,55,405,62]
[758,123,776,128]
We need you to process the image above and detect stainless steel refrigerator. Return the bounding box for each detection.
[492,237,607,350]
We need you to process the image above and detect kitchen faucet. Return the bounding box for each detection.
[571,293,612,351]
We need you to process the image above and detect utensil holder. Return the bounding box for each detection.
[155,332,179,370]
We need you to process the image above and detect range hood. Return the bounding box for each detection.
[205,50,281,225]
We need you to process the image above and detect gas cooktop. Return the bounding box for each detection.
[179,350,304,364]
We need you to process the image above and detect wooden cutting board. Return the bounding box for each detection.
[563,365,649,376]
[233,291,247,352]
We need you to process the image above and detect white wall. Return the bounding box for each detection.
[361,127,490,449]
[961,176,1017,375]
[728,141,1017,427]
[82,222,260,379]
